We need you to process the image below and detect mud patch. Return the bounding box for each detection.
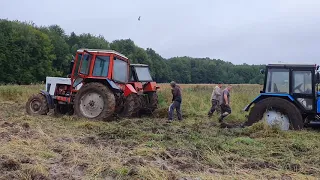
[1,158,21,171]
[171,158,205,172]
[285,162,301,172]
[0,122,15,128]
[242,160,277,170]
[168,148,193,158]
[22,122,30,130]
[78,136,98,145]
[0,131,11,142]
[123,157,145,166]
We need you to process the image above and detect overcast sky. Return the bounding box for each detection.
[1,0,320,65]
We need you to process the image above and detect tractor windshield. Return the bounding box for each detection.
[113,58,128,83]
[265,68,289,93]
[134,66,153,82]
[93,55,110,77]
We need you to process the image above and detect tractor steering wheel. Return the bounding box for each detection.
[294,83,303,93]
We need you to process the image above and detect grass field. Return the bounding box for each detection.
[0,84,320,180]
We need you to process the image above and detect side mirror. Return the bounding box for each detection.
[260,69,265,74]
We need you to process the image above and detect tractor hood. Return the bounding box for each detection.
[45,77,82,96]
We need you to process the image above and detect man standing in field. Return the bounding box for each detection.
[168,81,182,122]
[218,85,232,123]
[208,83,222,117]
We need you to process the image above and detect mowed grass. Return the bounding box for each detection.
[0,84,319,179]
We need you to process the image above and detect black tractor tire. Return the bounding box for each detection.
[26,93,49,115]
[54,104,74,116]
[74,82,115,120]
[243,97,304,130]
[148,92,158,112]
[119,93,141,118]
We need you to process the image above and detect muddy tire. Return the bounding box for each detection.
[26,93,49,115]
[120,93,141,118]
[243,97,304,130]
[148,92,158,112]
[74,82,115,120]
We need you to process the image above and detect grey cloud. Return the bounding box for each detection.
[1,0,320,65]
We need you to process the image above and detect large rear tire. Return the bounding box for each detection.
[148,92,158,112]
[243,97,304,130]
[120,93,141,118]
[74,82,115,120]
[26,93,49,115]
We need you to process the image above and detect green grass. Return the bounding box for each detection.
[0,84,319,179]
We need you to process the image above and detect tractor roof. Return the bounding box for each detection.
[130,64,149,67]
[77,49,128,59]
[267,63,317,69]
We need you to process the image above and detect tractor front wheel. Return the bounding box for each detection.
[26,93,49,115]
[243,97,304,130]
[74,82,115,120]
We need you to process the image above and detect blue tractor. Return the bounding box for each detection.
[242,63,320,130]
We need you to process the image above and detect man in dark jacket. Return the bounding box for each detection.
[168,81,182,122]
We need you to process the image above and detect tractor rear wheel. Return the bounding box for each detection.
[148,92,158,112]
[74,82,115,120]
[26,93,49,115]
[243,97,304,130]
[120,93,141,118]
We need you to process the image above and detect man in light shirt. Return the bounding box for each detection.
[218,85,232,123]
[208,83,222,117]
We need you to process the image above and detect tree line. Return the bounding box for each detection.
[0,19,265,85]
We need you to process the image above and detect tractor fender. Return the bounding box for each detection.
[243,93,294,111]
[106,79,121,91]
[124,84,137,97]
[84,78,121,92]
[40,90,54,109]
[143,82,159,92]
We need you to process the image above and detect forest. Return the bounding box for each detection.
[0,19,265,85]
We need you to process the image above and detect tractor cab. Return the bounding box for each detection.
[243,63,320,130]
[129,64,153,83]
[129,64,153,92]
[129,64,159,113]
[260,64,317,112]
[71,49,130,90]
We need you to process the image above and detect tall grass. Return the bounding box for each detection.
[0,84,43,102]
[0,83,261,122]
[158,83,261,121]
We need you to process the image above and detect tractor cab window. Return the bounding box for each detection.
[80,54,92,75]
[292,71,312,94]
[113,58,128,83]
[134,66,153,82]
[93,55,110,77]
[265,68,289,93]
[73,53,82,78]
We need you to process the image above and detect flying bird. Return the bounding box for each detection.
[138,16,141,21]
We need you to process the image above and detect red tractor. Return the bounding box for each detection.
[26,49,159,120]
[129,64,159,115]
